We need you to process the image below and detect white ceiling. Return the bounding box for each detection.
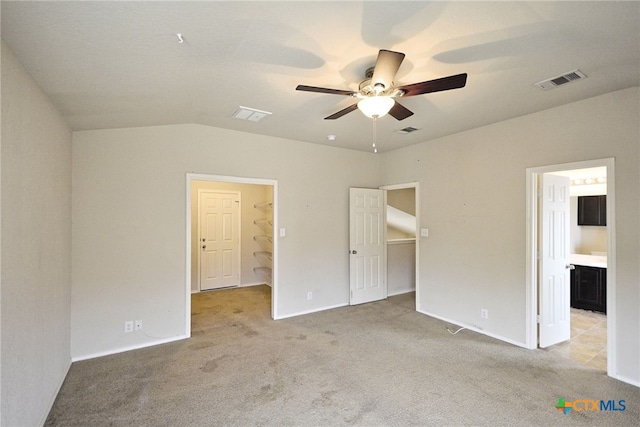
[2,1,639,153]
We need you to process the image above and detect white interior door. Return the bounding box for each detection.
[199,191,240,291]
[349,188,386,305]
[539,174,571,348]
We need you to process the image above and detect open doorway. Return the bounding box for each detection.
[381,182,419,306]
[526,158,615,376]
[185,174,278,337]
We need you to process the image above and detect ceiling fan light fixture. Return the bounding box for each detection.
[357,96,394,118]
[373,82,386,94]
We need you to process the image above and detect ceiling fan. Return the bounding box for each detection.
[296,49,467,121]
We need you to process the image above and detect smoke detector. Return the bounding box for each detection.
[534,69,588,90]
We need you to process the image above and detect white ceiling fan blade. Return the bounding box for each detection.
[371,50,405,92]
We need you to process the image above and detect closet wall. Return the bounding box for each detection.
[190,180,272,292]
[386,188,416,296]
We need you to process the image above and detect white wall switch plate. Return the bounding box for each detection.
[420,228,429,237]
[279,228,286,237]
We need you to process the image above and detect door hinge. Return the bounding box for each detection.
[536,315,541,324]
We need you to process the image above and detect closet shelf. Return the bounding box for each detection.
[254,219,273,225]
[254,202,273,209]
[253,200,273,286]
[253,267,272,285]
[254,251,273,261]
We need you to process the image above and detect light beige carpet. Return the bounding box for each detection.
[46,285,639,426]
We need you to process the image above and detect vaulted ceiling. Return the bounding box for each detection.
[2,1,639,152]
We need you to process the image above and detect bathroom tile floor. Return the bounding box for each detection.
[547,308,607,371]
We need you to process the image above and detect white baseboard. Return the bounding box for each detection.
[239,281,269,288]
[274,302,349,320]
[191,282,268,294]
[612,374,640,388]
[388,288,415,297]
[417,308,528,349]
[71,334,188,362]
[418,310,638,389]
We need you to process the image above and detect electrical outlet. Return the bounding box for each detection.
[480,309,489,319]
[135,320,143,331]
[307,291,312,300]
[124,321,134,333]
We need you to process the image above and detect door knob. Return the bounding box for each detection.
[351,250,357,254]
[202,245,206,249]
[566,264,575,270]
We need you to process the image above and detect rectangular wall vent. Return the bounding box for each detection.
[396,126,420,134]
[231,106,272,122]
[534,69,587,90]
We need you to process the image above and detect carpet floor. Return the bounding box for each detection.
[46,285,639,426]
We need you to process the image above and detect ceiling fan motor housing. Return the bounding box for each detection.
[360,67,391,95]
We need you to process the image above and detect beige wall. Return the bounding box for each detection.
[387,188,416,239]
[190,180,273,292]
[1,43,73,426]
[575,227,608,255]
[381,87,639,385]
[387,188,415,215]
[387,241,416,295]
[71,125,380,359]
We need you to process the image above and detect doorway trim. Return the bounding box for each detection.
[185,173,278,337]
[379,182,420,306]
[525,158,615,377]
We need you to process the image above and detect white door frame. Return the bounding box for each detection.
[185,173,278,337]
[525,158,615,376]
[379,182,420,306]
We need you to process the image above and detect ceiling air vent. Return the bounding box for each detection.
[231,106,272,122]
[396,126,420,134]
[534,69,587,90]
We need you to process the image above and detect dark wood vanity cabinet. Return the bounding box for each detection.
[571,265,606,313]
[578,195,606,226]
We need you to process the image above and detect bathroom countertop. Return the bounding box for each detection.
[570,254,607,269]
